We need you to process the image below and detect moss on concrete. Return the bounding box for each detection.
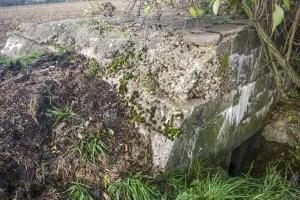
[164,113,184,140]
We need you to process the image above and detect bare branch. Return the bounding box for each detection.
[287,5,300,62]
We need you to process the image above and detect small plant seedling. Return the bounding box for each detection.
[28,96,38,120]
[72,132,109,164]
[49,95,53,105]
[46,107,80,122]
[189,7,204,17]
[36,161,46,185]
[65,181,93,200]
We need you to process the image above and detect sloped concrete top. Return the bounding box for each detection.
[2,13,249,101]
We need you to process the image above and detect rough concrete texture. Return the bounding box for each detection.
[262,111,300,147]
[1,13,278,171]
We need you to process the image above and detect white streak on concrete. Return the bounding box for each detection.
[217,82,256,140]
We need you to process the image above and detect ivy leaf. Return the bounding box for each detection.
[272,4,285,33]
[189,7,197,17]
[251,0,257,3]
[144,4,150,15]
[283,0,290,11]
[213,0,222,15]
[196,9,204,16]
[228,0,240,8]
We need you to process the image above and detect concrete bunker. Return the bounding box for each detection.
[1,13,279,172]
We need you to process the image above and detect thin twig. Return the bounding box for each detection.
[262,42,285,97]
[287,5,300,62]
[242,0,300,88]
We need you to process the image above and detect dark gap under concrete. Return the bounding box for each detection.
[229,131,263,176]
[229,130,300,179]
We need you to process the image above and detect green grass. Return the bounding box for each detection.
[240,165,300,200]
[56,45,68,55]
[0,53,44,68]
[65,181,93,200]
[72,133,108,164]
[105,159,300,200]
[0,57,15,65]
[46,107,80,122]
[19,53,44,68]
[107,173,161,200]
[64,159,300,200]
[84,58,99,78]
[192,172,247,199]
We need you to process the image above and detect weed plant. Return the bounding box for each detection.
[107,173,161,200]
[72,133,108,164]
[65,181,93,200]
[46,107,80,122]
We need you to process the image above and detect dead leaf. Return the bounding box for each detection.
[125,144,128,152]
[102,191,109,200]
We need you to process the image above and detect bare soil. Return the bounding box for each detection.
[0,52,152,199]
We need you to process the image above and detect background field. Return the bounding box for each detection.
[0,0,171,50]
[0,2,90,49]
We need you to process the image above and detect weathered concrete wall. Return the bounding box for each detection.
[1,14,278,171]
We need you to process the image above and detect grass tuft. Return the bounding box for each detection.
[193,171,247,199]
[72,132,109,164]
[65,181,93,200]
[46,106,80,122]
[107,173,161,200]
[106,159,300,200]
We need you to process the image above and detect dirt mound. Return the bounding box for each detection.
[0,52,152,199]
